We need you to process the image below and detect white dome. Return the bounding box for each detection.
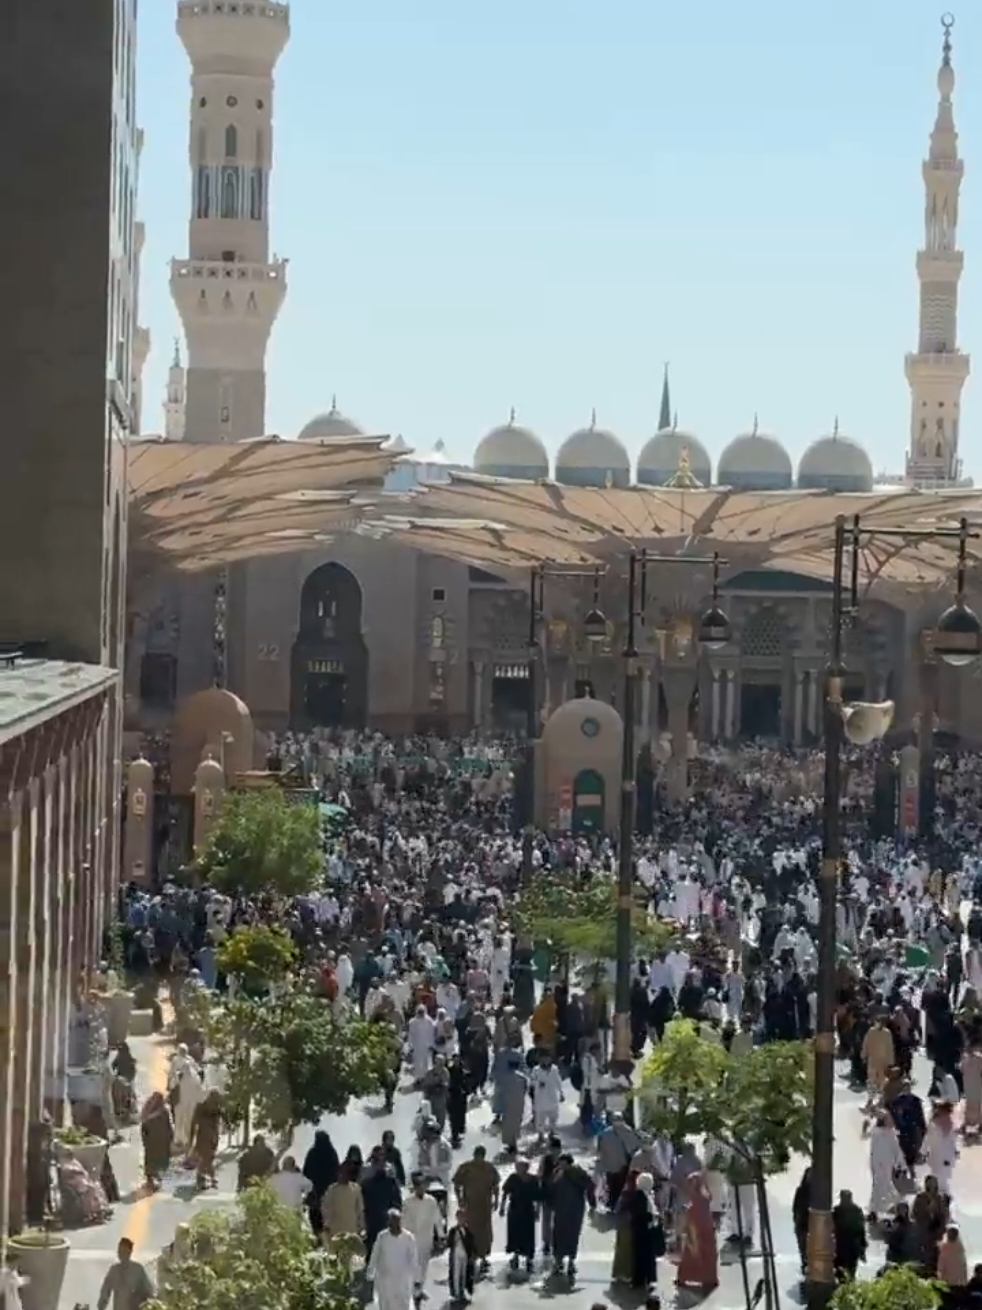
[797,431,873,493]
[474,413,548,478]
[717,427,793,491]
[637,428,712,487]
[298,399,365,441]
[556,414,630,488]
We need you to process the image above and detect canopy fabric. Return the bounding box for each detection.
[362,474,982,590]
[127,436,402,569]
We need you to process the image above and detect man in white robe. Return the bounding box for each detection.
[407,1007,436,1084]
[867,1118,903,1220]
[368,1210,418,1310]
[530,1055,563,1138]
[401,1176,443,1301]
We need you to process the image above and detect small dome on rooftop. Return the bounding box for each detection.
[474,411,549,479]
[797,424,874,493]
[298,398,365,441]
[556,412,630,488]
[637,426,712,488]
[717,421,793,491]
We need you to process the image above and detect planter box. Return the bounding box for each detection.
[106,992,133,1046]
[62,1139,108,1179]
[9,1235,70,1310]
[130,1009,154,1037]
[66,1070,101,1104]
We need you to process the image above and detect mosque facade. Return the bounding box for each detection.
[132,9,980,748]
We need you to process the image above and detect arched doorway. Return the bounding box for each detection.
[572,767,605,834]
[291,563,369,728]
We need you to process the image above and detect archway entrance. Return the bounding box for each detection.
[491,664,531,732]
[572,768,605,834]
[291,563,369,728]
[740,682,782,740]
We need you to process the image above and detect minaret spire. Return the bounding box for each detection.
[169,0,289,442]
[905,14,970,487]
[164,338,187,441]
[658,362,671,431]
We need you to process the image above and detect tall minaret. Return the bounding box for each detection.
[905,15,970,487]
[169,0,289,443]
[164,341,187,441]
[132,222,151,434]
[131,130,151,434]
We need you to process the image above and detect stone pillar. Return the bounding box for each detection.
[124,757,155,884]
[194,755,226,850]
[472,661,484,731]
[807,671,819,737]
[663,669,696,804]
[8,783,35,1233]
[793,672,805,745]
[47,753,70,1121]
[898,742,920,837]
[711,669,721,740]
[725,669,738,740]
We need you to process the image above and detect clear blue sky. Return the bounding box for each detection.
[136,1,982,478]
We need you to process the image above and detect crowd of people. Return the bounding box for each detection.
[76,728,982,1310]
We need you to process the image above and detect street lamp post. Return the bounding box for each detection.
[521,565,545,884]
[806,514,981,1308]
[604,550,731,1074]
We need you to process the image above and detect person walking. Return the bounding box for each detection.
[96,1239,154,1310]
[367,1209,418,1310]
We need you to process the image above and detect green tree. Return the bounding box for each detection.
[216,924,298,994]
[638,1017,728,1147]
[830,1265,942,1310]
[149,1181,361,1310]
[191,791,323,898]
[639,1019,813,1171]
[212,989,397,1134]
[514,869,669,965]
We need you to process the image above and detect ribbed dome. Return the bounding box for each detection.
[556,413,630,488]
[474,412,549,479]
[637,428,712,488]
[717,426,793,491]
[797,429,873,493]
[298,399,365,441]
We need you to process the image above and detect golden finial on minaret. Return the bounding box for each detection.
[942,12,954,67]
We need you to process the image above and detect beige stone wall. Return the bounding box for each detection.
[0,688,115,1234]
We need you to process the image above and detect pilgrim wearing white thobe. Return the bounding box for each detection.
[368,1227,419,1310]
[926,1121,958,1197]
[531,1063,564,1135]
[407,1011,436,1082]
[174,1064,204,1149]
[402,1192,442,1286]
[868,1123,904,1217]
[336,954,354,999]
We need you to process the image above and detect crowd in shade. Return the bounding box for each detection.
[68,728,982,1309]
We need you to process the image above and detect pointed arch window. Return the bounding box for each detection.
[220,166,240,218]
[225,124,238,159]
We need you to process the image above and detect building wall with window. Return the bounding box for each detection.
[0,0,135,1226]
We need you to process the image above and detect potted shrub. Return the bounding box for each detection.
[7,1226,70,1310]
[104,925,133,1046]
[54,1124,108,1180]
